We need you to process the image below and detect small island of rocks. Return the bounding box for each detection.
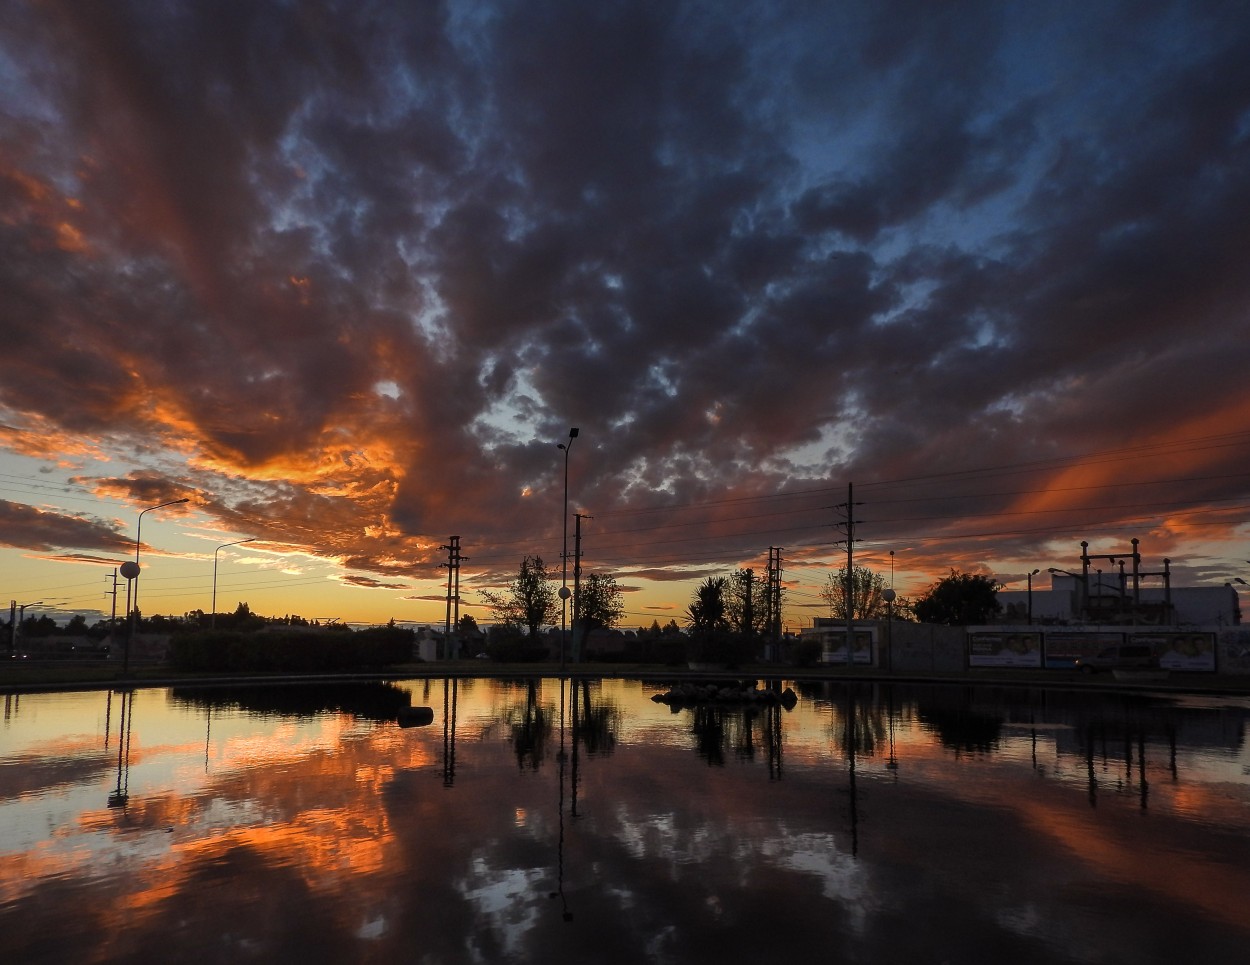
[651,679,798,709]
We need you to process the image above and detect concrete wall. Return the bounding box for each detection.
[875,622,1250,676]
[880,621,967,672]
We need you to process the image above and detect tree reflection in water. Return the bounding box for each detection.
[507,679,553,770]
[571,679,620,757]
[686,696,789,773]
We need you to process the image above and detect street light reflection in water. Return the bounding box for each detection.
[2,678,1249,963]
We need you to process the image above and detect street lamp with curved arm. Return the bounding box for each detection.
[9,600,43,653]
[1026,568,1040,624]
[133,498,190,616]
[212,538,255,629]
[1047,567,1089,621]
[127,497,189,673]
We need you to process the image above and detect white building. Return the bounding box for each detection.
[998,575,1241,627]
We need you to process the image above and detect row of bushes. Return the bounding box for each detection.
[169,626,415,673]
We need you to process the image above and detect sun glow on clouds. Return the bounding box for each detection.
[0,419,108,467]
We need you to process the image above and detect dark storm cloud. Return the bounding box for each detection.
[1,0,1248,586]
[0,500,133,553]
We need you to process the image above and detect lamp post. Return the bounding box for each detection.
[212,538,255,629]
[120,561,139,673]
[556,428,579,673]
[132,498,190,620]
[128,497,189,672]
[9,600,43,654]
[1027,568,1040,624]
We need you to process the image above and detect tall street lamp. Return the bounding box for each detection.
[133,497,190,619]
[1027,568,1040,624]
[128,497,189,672]
[9,600,43,654]
[557,427,579,673]
[213,538,255,629]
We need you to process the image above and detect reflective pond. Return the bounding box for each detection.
[2,677,1249,964]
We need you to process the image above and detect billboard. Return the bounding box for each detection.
[1043,632,1123,668]
[968,631,1043,668]
[819,629,874,665]
[1129,632,1216,672]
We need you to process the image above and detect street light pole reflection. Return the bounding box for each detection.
[107,689,135,809]
[550,675,573,922]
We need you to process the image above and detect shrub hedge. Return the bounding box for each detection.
[169,625,414,673]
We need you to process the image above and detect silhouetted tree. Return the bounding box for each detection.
[686,576,728,636]
[20,614,57,637]
[821,565,894,620]
[915,570,1003,625]
[578,573,624,631]
[726,568,771,636]
[481,556,556,640]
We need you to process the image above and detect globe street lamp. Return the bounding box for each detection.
[212,538,255,629]
[120,561,140,674]
[557,427,579,673]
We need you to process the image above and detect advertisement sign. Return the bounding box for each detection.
[820,629,874,665]
[1130,632,1216,672]
[1044,632,1123,668]
[968,632,1042,668]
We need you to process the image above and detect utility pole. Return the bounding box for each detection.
[441,537,466,659]
[767,547,783,656]
[453,541,467,632]
[107,568,119,635]
[833,483,862,666]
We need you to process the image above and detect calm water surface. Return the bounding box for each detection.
[2,678,1249,964]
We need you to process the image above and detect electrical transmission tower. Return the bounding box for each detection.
[767,546,784,654]
[441,536,467,658]
[833,483,863,664]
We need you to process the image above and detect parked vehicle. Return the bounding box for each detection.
[1074,644,1159,674]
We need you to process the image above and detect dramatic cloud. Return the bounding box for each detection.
[1,0,1248,620]
[0,500,133,554]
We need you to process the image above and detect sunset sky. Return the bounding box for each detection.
[2,1,1249,631]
